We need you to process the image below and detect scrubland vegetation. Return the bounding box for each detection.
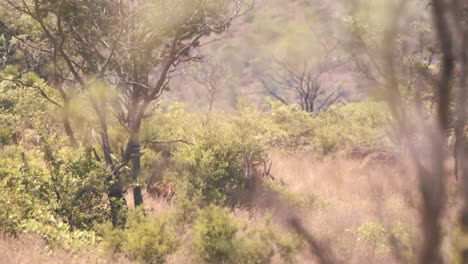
[0,0,467,264]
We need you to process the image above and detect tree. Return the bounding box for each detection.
[0,0,252,225]
[349,0,467,263]
[192,59,227,115]
[260,57,342,113]
[344,0,437,115]
[259,35,344,114]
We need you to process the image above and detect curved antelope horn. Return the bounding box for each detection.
[264,154,274,180]
[266,159,272,175]
[244,150,252,177]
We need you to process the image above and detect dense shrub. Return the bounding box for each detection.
[124,210,178,264]
[192,205,303,264]
[313,100,391,153]
[193,205,239,263]
[0,79,62,138]
[233,97,324,151]
[0,142,109,235]
[234,225,276,264]
[41,141,110,230]
[100,208,178,264]
[235,98,391,153]
[353,221,414,257]
[0,124,12,145]
[0,146,52,235]
[144,103,265,205]
[139,99,390,209]
[22,214,99,251]
[171,125,263,205]
[0,88,390,262]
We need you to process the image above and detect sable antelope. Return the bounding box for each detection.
[346,148,398,165]
[243,151,275,192]
[146,181,175,203]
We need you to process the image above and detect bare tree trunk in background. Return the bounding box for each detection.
[456,10,468,263]
[289,218,334,264]
[410,1,455,263]
[379,1,450,262]
[431,0,455,133]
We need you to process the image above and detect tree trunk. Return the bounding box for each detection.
[457,25,468,264]
[108,178,127,227]
[62,116,78,149]
[93,99,128,226]
[128,112,144,206]
[101,129,128,226]
[129,116,143,208]
[125,100,146,208]
[131,132,144,207]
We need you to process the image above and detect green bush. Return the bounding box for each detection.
[234,226,275,264]
[0,142,109,236]
[171,194,203,226]
[313,100,391,154]
[22,212,99,251]
[163,113,264,205]
[98,221,125,255]
[0,146,53,235]
[139,99,389,211]
[0,124,12,145]
[275,233,304,264]
[353,221,414,257]
[236,98,391,153]
[192,205,303,264]
[0,80,62,137]
[0,145,100,251]
[193,205,238,263]
[124,209,178,264]
[100,208,178,264]
[40,142,110,230]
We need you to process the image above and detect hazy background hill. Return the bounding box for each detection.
[168,0,367,111]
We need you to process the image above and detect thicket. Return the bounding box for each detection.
[0,73,391,261]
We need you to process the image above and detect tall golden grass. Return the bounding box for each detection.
[3,151,461,263]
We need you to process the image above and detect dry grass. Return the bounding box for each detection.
[0,235,131,264]
[3,152,462,264]
[143,151,426,263]
[262,150,462,263]
[264,151,419,263]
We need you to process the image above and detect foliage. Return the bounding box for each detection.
[0,142,109,235]
[22,213,99,251]
[145,104,265,205]
[192,205,303,264]
[193,205,239,263]
[275,233,305,264]
[100,208,178,264]
[312,100,391,153]
[0,145,52,235]
[0,0,430,263]
[140,99,390,210]
[171,125,259,205]
[353,221,414,257]
[0,79,62,140]
[41,142,110,230]
[235,98,391,153]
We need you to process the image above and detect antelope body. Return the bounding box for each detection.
[146,182,175,202]
[243,152,275,193]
